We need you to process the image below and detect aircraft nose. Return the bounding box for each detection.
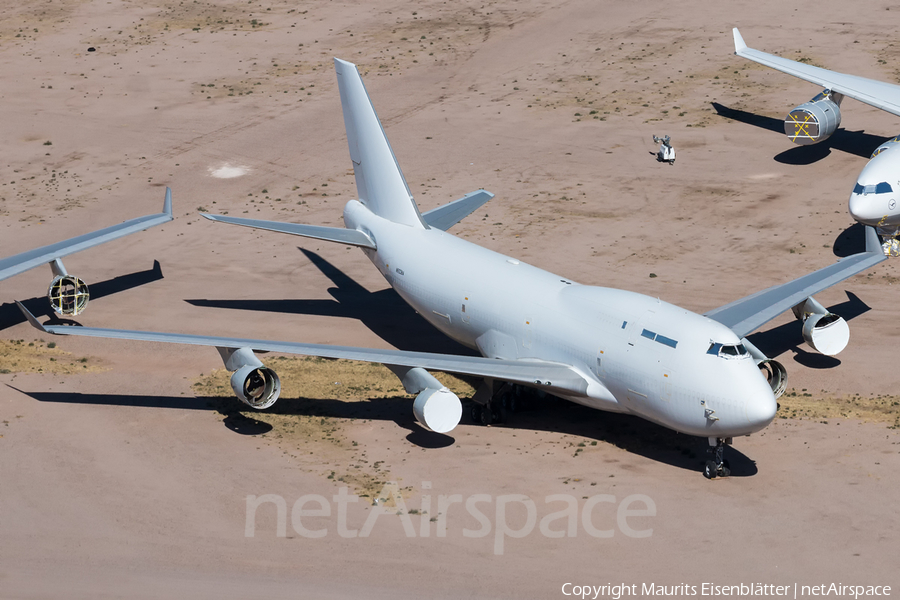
[849,191,889,224]
[744,383,777,431]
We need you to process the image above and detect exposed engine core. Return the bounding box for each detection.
[231,364,281,409]
[413,387,462,433]
[47,275,90,316]
[757,359,787,399]
[784,90,842,145]
[801,313,849,356]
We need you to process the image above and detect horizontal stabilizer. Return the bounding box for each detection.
[705,226,886,337]
[200,213,376,250]
[0,188,173,282]
[422,190,495,231]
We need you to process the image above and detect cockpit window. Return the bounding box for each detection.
[853,182,893,195]
[707,342,750,359]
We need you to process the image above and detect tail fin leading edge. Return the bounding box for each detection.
[334,58,426,229]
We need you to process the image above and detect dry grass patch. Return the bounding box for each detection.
[778,388,900,429]
[193,356,475,498]
[0,338,104,374]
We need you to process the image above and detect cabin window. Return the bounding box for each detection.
[655,334,678,349]
[641,329,678,349]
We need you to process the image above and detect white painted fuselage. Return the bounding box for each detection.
[344,200,777,439]
[849,139,900,235]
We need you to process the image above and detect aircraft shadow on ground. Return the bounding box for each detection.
[186,249,475,355]
[710,102,890,163]
[746,290,870,368]
[832,222,867,257]
[0,261,164,332]
[15,387,757,476]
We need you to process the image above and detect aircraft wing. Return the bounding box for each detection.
[421,190,494,231]
[733,28,900,118]
[705,226,886,337]
[16,301,591,396]
[0,188,173,282]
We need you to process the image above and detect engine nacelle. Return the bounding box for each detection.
[413,387,462,434]
[231,364,281,409]
[869,135,900,158]
[801,313,849,356]
[784,91,842,145]
[47,274,90,316]
[757,359,787,399]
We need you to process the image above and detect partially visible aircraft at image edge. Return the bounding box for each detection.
[17,59,887,479]
[732,27,900,256]
[1,189,172,316]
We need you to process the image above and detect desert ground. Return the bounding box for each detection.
[1,0,899,598]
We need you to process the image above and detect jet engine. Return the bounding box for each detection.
[784,90,842,145]
[757,359,787,399]
[869,135,900,158]
[231,364,281,409]
[792,297,849,356]
[742,338,787,399]
[801,313,849,356]
[413,387,462,433]
[47,274,90,316]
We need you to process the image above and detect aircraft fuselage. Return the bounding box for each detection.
[850,140,900,235]
[344,200,777,439]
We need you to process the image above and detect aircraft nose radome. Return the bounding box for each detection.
[745,385,777,431]
[849,192,885,224]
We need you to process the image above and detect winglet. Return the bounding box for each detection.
[163,187,173,217]
[733,28,747,54]
[199,213,218,222]
[864,225,881,254]
[15,301,50,333]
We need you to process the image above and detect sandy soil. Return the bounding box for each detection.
[1,0,899,597]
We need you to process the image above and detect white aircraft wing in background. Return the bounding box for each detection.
[733,28,900,117]
[0,188,173,282]
[706,225,886,339]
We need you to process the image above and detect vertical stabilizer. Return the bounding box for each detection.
[334,58,426,228]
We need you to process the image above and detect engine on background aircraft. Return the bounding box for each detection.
[47,274,90,316]
[784,90,843,145]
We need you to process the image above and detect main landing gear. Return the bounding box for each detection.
[704,437,732,479]
[469,380,512,426]
[469,401,502,426]
[469,382,540,426]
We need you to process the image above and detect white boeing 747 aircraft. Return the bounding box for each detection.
[733,28,900,254]
[2,189,172,315]
[18,60,887,478]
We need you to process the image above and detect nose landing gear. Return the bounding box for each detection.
[704,437,732,479]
